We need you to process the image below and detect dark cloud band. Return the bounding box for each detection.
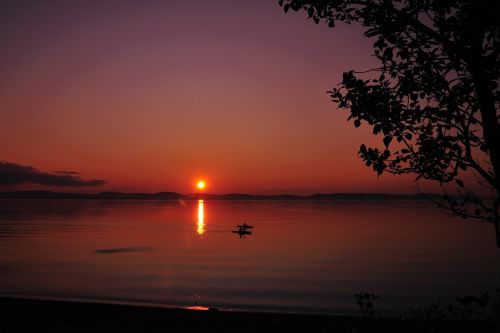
[0,161,105,187]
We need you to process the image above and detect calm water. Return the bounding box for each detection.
[0,199,499,315]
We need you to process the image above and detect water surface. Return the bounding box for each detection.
[0,199,499,315]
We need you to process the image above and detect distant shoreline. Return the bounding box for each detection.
[0,191,440,201]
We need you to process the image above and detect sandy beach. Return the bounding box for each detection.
[1,297,498,333]
[0,297,357,332]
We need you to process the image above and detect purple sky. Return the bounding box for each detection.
[0,0,427,194]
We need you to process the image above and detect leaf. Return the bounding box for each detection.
[383,136,392,147]
[383,47,393,61]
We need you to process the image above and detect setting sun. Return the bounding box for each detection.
[196,180,206,190]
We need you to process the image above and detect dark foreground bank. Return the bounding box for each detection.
[0,297,497,333]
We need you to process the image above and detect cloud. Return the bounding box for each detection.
[94,247,156,254]
[54,170,81,175]
[0,161,106,187]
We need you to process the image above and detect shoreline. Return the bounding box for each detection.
[1,296,497,332]
[0,190,438,201]
[0,296,366,332]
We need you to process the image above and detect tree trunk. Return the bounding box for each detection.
[473,73,500,191]
[495,220,500,249]
[467,5,500,195]
[467,16,500,226]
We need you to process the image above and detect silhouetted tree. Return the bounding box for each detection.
[279,0,500,245]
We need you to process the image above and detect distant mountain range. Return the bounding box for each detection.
[0,190,441,201]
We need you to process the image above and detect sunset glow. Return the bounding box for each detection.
[0,1,425,195]
[1,1,498,329]
[197,181,206,191]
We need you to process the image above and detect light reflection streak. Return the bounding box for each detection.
[197,199,205,235]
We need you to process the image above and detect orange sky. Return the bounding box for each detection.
[0,0,430,194]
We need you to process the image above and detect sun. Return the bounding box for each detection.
[196,180,206,190]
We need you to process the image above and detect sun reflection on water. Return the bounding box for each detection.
[197,199,205,235]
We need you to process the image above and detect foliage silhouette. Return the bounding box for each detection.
[355,291,379,319]
[410,289,500,332]
[410,300,447,332]
[278,0,500,245]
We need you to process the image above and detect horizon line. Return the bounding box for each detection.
[0,190,442,198]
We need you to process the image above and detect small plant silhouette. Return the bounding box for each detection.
[411,300,446,332]
[355,291,378,319]
[448,292,491,323]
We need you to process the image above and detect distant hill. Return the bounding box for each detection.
[0,191,439,201]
